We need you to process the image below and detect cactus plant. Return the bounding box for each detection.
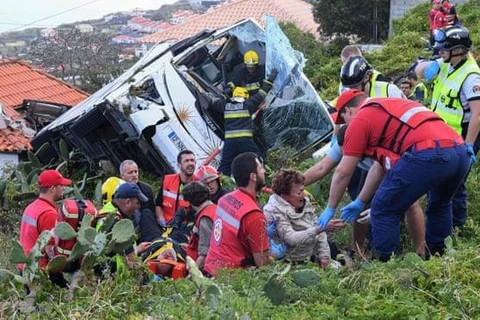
[263,275,286,305]
[112,219,135,243]
[9,240,27,264]
[47,255,68,273]
[291,269,320,288]
[55,222,77,241]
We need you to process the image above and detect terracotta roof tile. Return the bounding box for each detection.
[0,58,89,153]
[0,127,31,152]
[0,58,89,112]
[139,0,319,44]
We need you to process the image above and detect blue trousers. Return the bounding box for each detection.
[219,138,261,176]
[370,143,469,261]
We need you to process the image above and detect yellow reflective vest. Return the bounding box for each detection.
[431,57,480,134]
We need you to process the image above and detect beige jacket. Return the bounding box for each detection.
[263,194,330,261]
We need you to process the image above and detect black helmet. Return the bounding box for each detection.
[433,26,472,51]
[340,56,373,88]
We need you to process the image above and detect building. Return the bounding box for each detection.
[76,24,94,33]
[0,59,88,170]
[169,10,196,25]
[40,28,57,38]
[112,34,136,45]
[139,0,320,46]
[127,17,167,34]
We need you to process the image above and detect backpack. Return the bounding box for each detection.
[55,199,98,257]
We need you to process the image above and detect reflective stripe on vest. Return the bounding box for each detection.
[431,56,480,134]
[162,174,190,223]
[224,102,253,139]
[369,81,389,98]
[22,214,38,227]
[57,247,72,255]
[216,205,240,230]
[413,82,428,100]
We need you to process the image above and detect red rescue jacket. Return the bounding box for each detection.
[161,174,190,223]
[186,202,217,261]
[204,189,260,276]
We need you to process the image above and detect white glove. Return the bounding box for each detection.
[357,209,370,224]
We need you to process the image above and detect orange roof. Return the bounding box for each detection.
[139,0,320,44]
[0,127,31,152]
[0,59,88,118]
[0,58,88,153]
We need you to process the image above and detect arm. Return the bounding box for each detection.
[357,161,385,204]
[465,100,480,145]
[197,217,213,269]
[315,231,330,267]
[154,186,165,223]
[241,211,270,268]
[304,150,340,186]
[272,206,320,246]
[327,156,361,209]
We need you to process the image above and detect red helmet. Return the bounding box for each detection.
[194,165,221,183]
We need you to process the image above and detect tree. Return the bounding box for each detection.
[30,28,129,93]
[313,0,390,43]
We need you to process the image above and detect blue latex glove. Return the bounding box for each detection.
[158,219,166,227]
[424,62,440,83]
[340,198,366,222]
[330,134,338,147]
[270,239,286,260]
[466,143,476,166]
[317,206,336,229]
[267,220,277,238]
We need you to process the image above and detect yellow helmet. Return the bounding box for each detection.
[243,50,259,66]
[102,177,125,205]
[232,87,249,102]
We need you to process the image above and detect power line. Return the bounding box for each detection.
[0,21,57,27]
[5,0,103,33]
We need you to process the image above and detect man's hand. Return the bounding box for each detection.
[158,219,166,227]
[357,209,371,224]
[317,206,336,229]
[135,242,152,255]
[466,143,476,166]
[326,219,346,231]
[340,198,365,222]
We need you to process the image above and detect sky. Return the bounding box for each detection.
[0,0,178,34]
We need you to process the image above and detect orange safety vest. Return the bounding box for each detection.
[360,98,443,169]
[186,202,217,261]
[19,198,56,269]
[55,199,98,257]
[204,189,260,276]
[161,174,190,223]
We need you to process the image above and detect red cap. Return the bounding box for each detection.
[335,89,366,124]
[38,170,72,187]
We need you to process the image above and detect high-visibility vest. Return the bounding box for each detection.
[369,79,389,98]
[161,174,190,223]
[186,202,217,261]
[430,56,480,134]
[224,102,254,139]
[413,82,429,101]
[359,98,443,169]
[204,189,261,276]
[19,198,55,269]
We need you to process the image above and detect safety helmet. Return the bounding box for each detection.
[243,50,259,66]
[433,26,472,51]
[232,87,249,102]
[340,55,373,88]
[194,165,221,184]
[101,177,125,205]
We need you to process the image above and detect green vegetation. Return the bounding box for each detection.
[1,2,480,318]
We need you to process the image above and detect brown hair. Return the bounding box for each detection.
[272,169,305,196]
[341,45,362,60]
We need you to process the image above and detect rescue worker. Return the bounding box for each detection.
[416,26,480,229]
[317,89,470,260]
[184,182,217,270]
[209,69,277,175]
[99,183,153,270]
[204,152,270,276]
[119,159,155,214]
[339,45,388,94]
[194,165,228,204]
[226,50,266,96]
[19,170,72,287]
[154,150,196,226]
[406,72,428,104]
[340,55,405,98]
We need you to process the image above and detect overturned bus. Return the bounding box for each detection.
[32,18,334,175]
